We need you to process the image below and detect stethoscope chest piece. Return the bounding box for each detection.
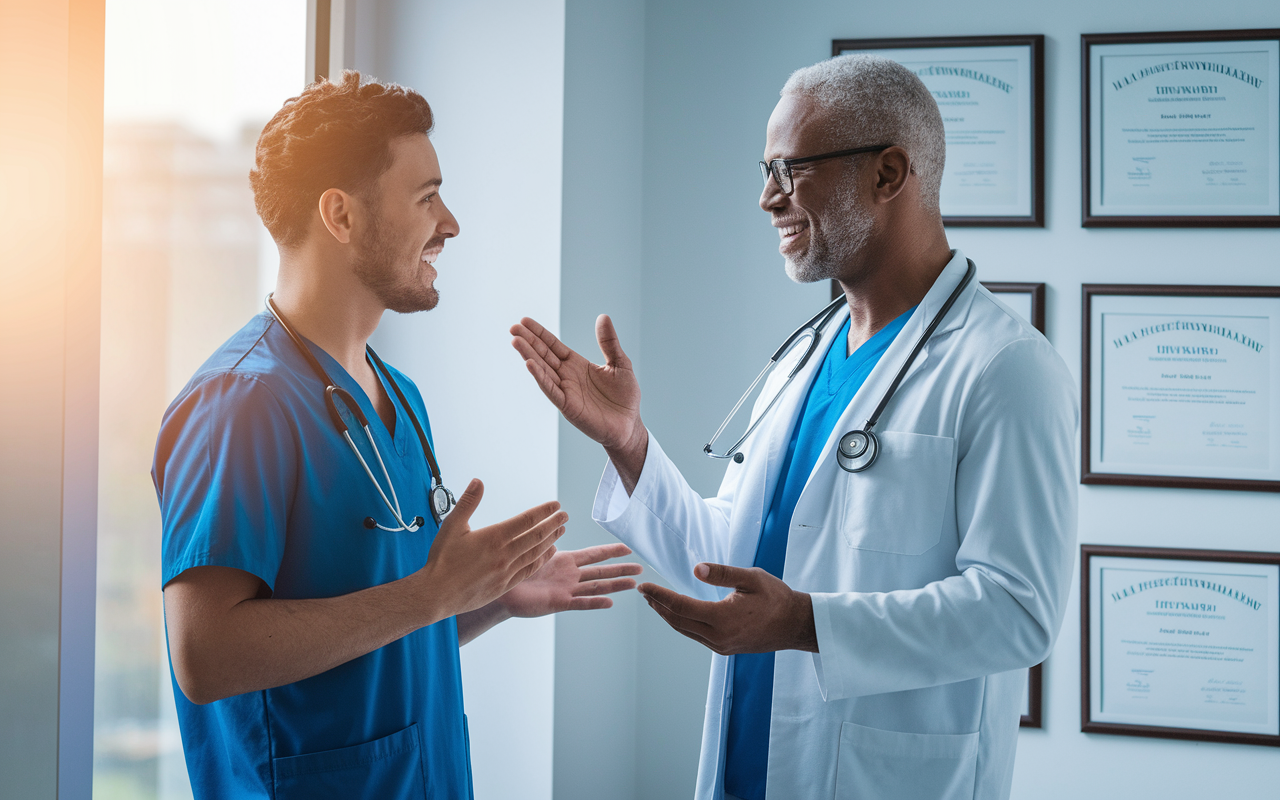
[836,429,879,473]
[429,485,455,524]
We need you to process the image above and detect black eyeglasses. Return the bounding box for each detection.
[759,144,893,195]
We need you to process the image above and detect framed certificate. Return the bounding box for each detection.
[1082,29,1280,227]
[833,35,1044,226]
[982,282,1046,334]
[1082,284,1280,492]
[1022,662,1044,728]
[1082,545,1280,746]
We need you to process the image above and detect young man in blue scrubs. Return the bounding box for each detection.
[154,72,641,799]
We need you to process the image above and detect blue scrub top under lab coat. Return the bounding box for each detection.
[724,309,913,800]
[153,312,473,800]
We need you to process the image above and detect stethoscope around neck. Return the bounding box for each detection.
[703,259,975,472]
[265,295,455,531]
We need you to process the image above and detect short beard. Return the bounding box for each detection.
[784,178,873,284]
[352,215,440,314]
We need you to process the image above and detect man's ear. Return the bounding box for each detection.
[317,188,355,244]
[871,146,912,204]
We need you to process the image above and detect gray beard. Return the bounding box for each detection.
[784,183,873,284]
[353,218,439,314]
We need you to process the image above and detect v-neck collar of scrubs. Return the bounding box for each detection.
[821,308,917,396]
[303,338,411,458]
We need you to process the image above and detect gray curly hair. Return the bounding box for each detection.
[781,54,946,210]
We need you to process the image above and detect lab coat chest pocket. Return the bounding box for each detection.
[835,431,954,555]
[834,721,978,800]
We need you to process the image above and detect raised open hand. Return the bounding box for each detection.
[499,543,643,618]
[511,314,643,452]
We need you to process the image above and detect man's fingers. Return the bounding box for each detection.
[577,562,644,582]
[510,328,564,372]
[693,562,758,590]
[509,518,567,568]
[565,596,613,611]
[496,502,563,539]
[638,582,714,621]
[522,358,567,409]
[595,314,632,369]
[506,543,559,593]
[571,542,633,567]
[444,479,483,528]
[573,577,638,597]
[518,316,574,362]
[643,595,717,642]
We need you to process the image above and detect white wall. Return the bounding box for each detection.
[554,1,647,799]
[632,1,1280,798]
[357,2,566,799]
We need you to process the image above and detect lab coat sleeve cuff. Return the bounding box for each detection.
[591,429,664,528]
[809,592,847,702]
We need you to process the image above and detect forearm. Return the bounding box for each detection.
[167,575,450,705]
[456,599,513,646]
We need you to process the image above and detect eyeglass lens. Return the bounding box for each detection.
[760,160,792,194]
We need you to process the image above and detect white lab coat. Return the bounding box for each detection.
[593,251,1078,800]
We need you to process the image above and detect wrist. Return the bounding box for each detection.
[605,419,649,493]
[791,591,818,653]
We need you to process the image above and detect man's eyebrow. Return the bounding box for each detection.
[416,178,443,192]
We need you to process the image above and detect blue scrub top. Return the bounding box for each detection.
[723,308,914,800]
[153,312,473,800]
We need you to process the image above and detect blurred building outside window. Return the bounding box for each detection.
[96,2,306,798]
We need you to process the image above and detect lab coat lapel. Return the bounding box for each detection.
[792,251,978,517]
[750,308,843,535]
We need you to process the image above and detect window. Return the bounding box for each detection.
[95,2,305,796]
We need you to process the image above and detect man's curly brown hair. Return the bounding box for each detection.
[250,70,435,247]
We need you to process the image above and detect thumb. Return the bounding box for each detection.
[444,478,483,529]
[694,562,754,590]
[595,314,631,368]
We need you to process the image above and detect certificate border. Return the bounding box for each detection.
[831,35,1045,227]
[982,282,1046,334]
[1022,662,1044,728]
[1081,29,1280,228]
[1080,283,1280,492]
[1080,544,1280,747]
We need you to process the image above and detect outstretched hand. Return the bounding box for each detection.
[511,315,644,453]
[500,543,644,618]
[638,563,818,656]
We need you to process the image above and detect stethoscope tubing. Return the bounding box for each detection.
[264,295,452,530]
[704,260,976,467]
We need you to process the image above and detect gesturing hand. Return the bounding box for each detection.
[510,315,643,453]
[500,543,644,618]
[638,563,818,656]
[418,479,568,620]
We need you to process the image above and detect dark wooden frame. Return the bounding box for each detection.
[1081,283,1280,493]
[1021,662,1044,728]
[1080,544,1280,747]
[982,281,1046,334]
[833,35,1045,227]
[1081,29,1280,228]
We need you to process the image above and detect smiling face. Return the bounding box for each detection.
[760,93,875,284]
[352,133,459,313]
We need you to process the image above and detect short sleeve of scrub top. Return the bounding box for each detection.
[156,371,296,591]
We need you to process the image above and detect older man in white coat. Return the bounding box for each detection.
[512,54,1077,800]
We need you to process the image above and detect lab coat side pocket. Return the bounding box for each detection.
[272,723,427,800]
[835,431,954,555]
[833,721,978,800]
